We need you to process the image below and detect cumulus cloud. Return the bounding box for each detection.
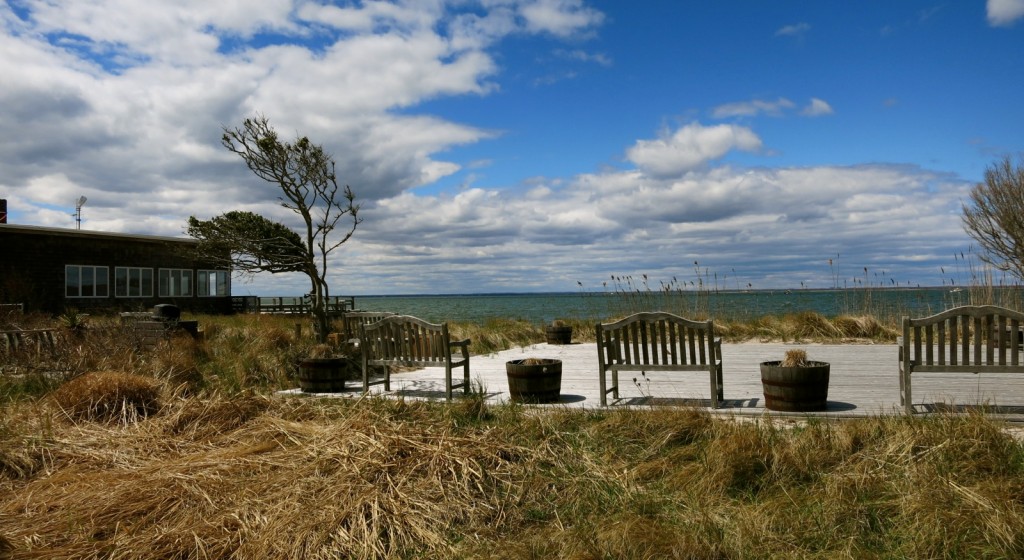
[315,120,970,293]
[987,0,1024,26]
[625,123,762,177]
[333,156,971,294]
[0,0,602,238]
[323,116,970,293]
[0,2,978,295]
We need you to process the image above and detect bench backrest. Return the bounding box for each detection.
[341,311,395,339]
[1,329,59,355]
[597,312,717,368]
[903,305,1024,369]
[361,315,451,365]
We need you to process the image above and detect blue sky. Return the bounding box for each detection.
[1,0,1023,295]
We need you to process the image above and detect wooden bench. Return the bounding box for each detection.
[332,311,395,345]
[596,312,723,407]
[359,315,471,401]
[900,305,1024,414]
[1,328,59,356]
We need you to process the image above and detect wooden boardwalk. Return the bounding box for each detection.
[285,341,1024,421]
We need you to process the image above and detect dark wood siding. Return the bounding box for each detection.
[0,225,231,315]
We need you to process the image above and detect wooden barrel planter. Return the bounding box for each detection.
[545,325,573,345]
[506,358,562,403]
[297,358,348,392]
[760,361,830,412]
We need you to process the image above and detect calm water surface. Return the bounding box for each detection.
[349,288,992,325]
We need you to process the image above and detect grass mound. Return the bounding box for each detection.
[50,370,161,424]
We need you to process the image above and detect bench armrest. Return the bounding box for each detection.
[449,338,471,348]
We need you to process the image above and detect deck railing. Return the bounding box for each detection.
[231,296,355,315]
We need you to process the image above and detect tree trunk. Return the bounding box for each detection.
[310,304,329,344]
[308,273,330,344]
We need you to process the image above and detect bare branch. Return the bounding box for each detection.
[962,155,1024,280]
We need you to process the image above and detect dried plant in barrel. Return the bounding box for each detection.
[760,349,830,412]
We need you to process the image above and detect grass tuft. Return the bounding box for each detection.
[50,371,161,424]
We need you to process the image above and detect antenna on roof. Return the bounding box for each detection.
[75,196,87,230]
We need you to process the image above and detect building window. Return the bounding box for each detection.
[197,270,229,297]
[115,267,153,298]
[159,268,193,297]
[65,265,109,298]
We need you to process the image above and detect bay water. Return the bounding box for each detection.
[349,287,988,325]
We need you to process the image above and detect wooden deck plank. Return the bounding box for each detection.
[282,341,1024,420]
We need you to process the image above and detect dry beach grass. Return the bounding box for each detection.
[2,311,1024,558]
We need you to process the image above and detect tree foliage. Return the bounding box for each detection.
[188,115,360,342]
[187,211,306,274]
[962,155,1024,280]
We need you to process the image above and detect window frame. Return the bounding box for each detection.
[65,265,110,299]
[197,269,230,297]
[158,268,193,297]
[114,266,154,298]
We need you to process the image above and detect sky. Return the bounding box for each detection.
[2,0,1023,296]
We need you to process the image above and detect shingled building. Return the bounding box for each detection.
[0,223,231,315]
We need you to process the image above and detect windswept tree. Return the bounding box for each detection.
[188,115,360,342]
[962,155,1024,280]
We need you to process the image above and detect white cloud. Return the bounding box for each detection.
[712,98,795,118]
[555,48,612,66]
[626,123,762,177]
[987,0,1024,26]
[713,97,833,119]
[336,158,971,294]
[519,0,605,37]
[801,97,834,116]
[0,0,603,236]
[298,1,439,33]
[775,22,811,37]
[0,2,981,294]
[24,0,299,68]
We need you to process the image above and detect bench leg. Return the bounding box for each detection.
[598,370,620,406]
[899,346,913,414]
[710,366,723,409]
[902,372,913,414]
[445,363,453,401]
[361,355,370,394]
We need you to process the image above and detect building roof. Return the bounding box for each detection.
[0,223,198,244]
